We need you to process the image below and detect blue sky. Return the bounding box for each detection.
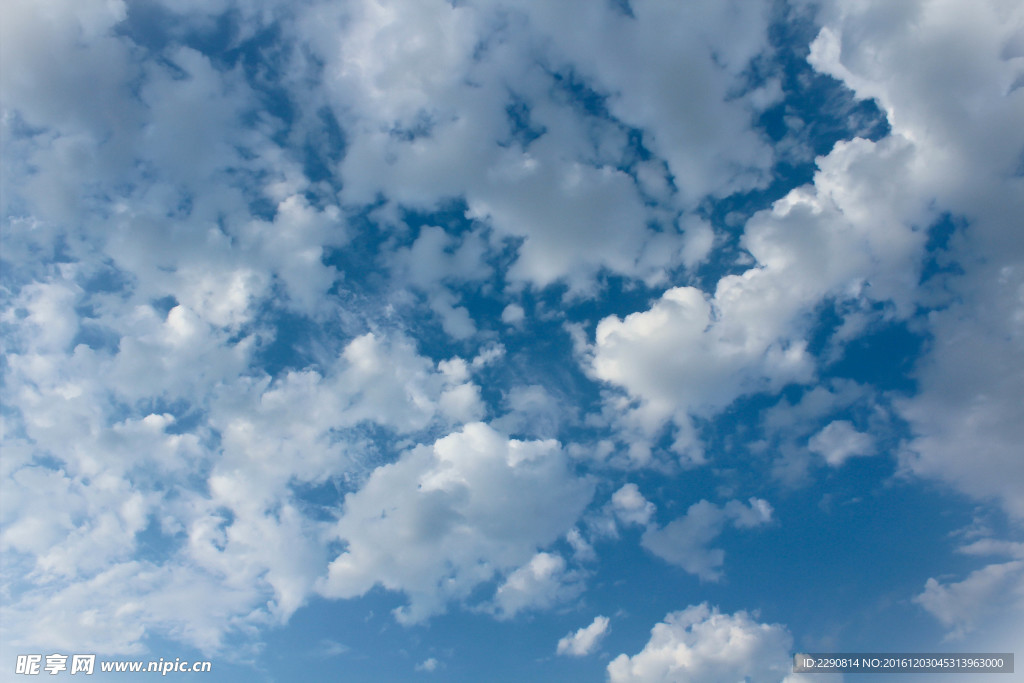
[2,0,1023,681]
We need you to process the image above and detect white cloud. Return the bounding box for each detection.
[0,319,486,652]
[492,552,582,619]
[501,303,525,325]
[808,420,874,467]
[805,0,1024,519]
[896,283,1024,517]
[606,603,800,683]
[914,532,1024,646]
[506,0,779,204]
[492,384,567,440]
[415,657,440,672]
[641,499,773,581]
[296,0,777,292]
[566,527,597,563]
[590,286,813,463]
[386,225,491,338]
[2,0,1021,670]
[915,560,1024,640]
[556,615,609,657]
[610,483,656,527]
[464,150,658,292]
[588,129,935,463]
[318,422,594,623]
[581,0,1024,472]
[0,557,283,658]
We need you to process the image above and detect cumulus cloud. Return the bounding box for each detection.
[588,128,935,463]
[318,423,594,623]
[298,0,781,293]
[610,483,656,527]
[915,537,1024,644]
[590,286,813,463]
[915,561,1024,640]
[584,0,1023,507]
[808,420,875,466]
[2,0,1021,672]
[807,0,1024,519]
[606,604,800,683]
[0,321,488,652]
[415,657,440,672]
[492,384,568,440]
[507,0,780,204]
[492,552,582,619]
[501,303,525,325]
[556,615,609,657]
[641,499,773,581]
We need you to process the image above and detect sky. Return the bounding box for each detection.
[1,0,1023,681]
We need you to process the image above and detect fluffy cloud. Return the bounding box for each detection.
[297,0,781,293]
[590,286,814,463]
[808,0,1024,519]
[0,561,269,656]
[415,657,440,672]
[915,538,1024,644]
[916,560,1024,640]
[557,615,609,657]
[641,499,773,581]
[606,604,801,683]
[492,552,582,619]
[588,130,935,464]
[610,483,656,527]
[0,322,489,653]
[504,0,780,203]
[2,0,1021,672]
[808,420,875,467]
[587,0,1023,497]
[318,422,593,623]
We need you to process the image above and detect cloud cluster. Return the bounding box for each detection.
[606,604,805,683]
[319,422,593,623]
[556,615,609,657]
[585,0,1024,537]
[915,538,1024,645]
[1,0,1021,671]
[808,0,1024,519]
[296,0,780,293]
[641,499,773,582]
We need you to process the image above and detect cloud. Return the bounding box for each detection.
[589,286,814,463]
[492,384,570,440]
[808,420,874,467]
[581,1,1024,472]
[501,303,525,325]
[1,0,1020,672]
[556,615,609,657]
[588,130,934,463]
[386,225,491,339]
[610,483,656,527]
[506,0,780,204]
[915,560,1024,640]
[0,559,273,657]
[492,552,582,619]
[640,499,773,581]
[0,323,488,652]
[606,603,800,683]
[807,0,1024,519]
[415,657,440,672]
[915,536,1024,643]
[318,422,594,623]
[298,0,780,293]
